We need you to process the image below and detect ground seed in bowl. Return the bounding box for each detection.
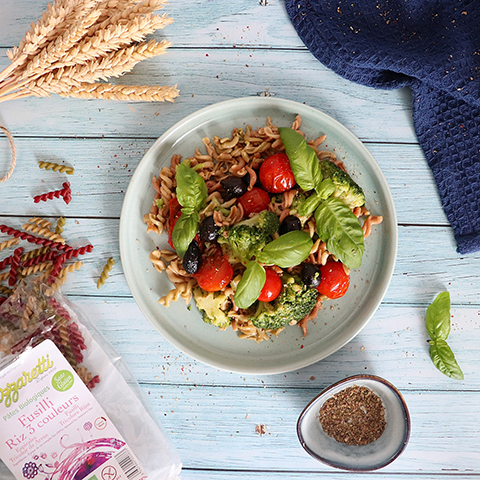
[318,385,386,446]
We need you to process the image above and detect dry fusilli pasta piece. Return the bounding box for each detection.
[96,257,115,289]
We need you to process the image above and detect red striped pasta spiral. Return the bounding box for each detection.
[48,297,72,322]
[33,182,71,204]
[0,255,12,270]
[67,322,87,350]
[87,375,101,389]
[63,244,93,260]
[0,225,72,251]
[22,250,58,267]
[47,253,66,284]
[8,247,23,286]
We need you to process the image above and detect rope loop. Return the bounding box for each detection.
[0,124,16,182]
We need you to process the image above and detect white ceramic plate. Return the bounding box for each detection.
[119,97,397,374]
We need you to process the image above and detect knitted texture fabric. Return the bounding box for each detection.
[285,0,480,254]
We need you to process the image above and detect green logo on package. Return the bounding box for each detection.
[52,370,74,392]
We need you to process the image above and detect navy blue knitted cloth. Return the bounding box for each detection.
[285,0,480,254]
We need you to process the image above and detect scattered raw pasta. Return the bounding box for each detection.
[0,237,18,251]
[38,160,75,175]
[56,216,66,235]
[96,257,115,289]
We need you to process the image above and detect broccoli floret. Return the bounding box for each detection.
[193,288,231,328]
[218,210,279,262]
[250,274,318,330]
[319,160,365,208]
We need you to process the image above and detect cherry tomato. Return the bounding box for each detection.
[238,187,270,217]
[257,268,282,302]
[316,262,350,299]
[259,153,296,193]
[194,246,233,292]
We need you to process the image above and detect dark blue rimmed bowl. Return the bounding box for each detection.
[297,375,410,471]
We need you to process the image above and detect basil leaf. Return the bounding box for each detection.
[279,127,323,193]
[429,338,464,380]
[297,193,323,217]
[297,179,336,217]
[172,211,199,258]
[257,231,313,268]
[314,197,364,269]
[176,162,207,211]
[317,178,336,199]
[234,261,266,309]
[426,291,451,341]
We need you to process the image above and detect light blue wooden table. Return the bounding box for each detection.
[1,1,480,479]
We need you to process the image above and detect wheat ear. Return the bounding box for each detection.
[25,39,172,96]
[89,0,170,35]
[48,13,173,70]
[1,0,99,82]
[59,82,179,102]
[21,9,104,79]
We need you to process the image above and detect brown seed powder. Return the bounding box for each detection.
[318,385,386,446]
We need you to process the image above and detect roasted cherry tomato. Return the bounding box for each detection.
[194,246,233,292]
[316,261,350,299]
[257,268,282,302]
[259,153,296,193]
[238,187,270,217]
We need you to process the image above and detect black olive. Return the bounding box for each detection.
[279,215,302,235]
[301,263,322,288]
[220,176,247,197]
[241,172,251,186]
[183,240,202,274]
[199,215,220,242]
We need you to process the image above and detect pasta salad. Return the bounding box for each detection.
[143,116,382,342]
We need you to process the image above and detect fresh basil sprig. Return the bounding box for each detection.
[175,162,208,211]
[234,260,266,309]
[256,231,313,268]
[314,197,364,269]
[172,163,207,257]
[426,291,464,380]
[279,127,323,193]
[172,211,199,259]
[279,127,365,269]
[426,290,451,340]
[296,179,335,217]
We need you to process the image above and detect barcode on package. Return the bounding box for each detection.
[115,448,143,480]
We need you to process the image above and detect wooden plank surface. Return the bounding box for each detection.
[1,0,479,479]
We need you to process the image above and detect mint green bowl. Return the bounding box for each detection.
[119,97,398,374]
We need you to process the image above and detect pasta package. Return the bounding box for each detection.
[0,278,181,480]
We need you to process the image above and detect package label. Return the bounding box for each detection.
[0,340,147,480]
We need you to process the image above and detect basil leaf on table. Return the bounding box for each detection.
[278,127,323,193]
[314,197,365,269]
[426,291,451,340]
[429,338,464,380]
[176,162,207,211]
[297,179,336,217]
[425,291,464,380]
[256,231,313,268]
[234,260,266,309]
[172,211,199,258]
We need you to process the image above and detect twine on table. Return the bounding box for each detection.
[0,124,16,182]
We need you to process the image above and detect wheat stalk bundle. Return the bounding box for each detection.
[0,0,179,103]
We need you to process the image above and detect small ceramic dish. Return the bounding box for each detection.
[297,375,410,471]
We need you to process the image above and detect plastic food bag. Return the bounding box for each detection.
[0,278,182,480]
